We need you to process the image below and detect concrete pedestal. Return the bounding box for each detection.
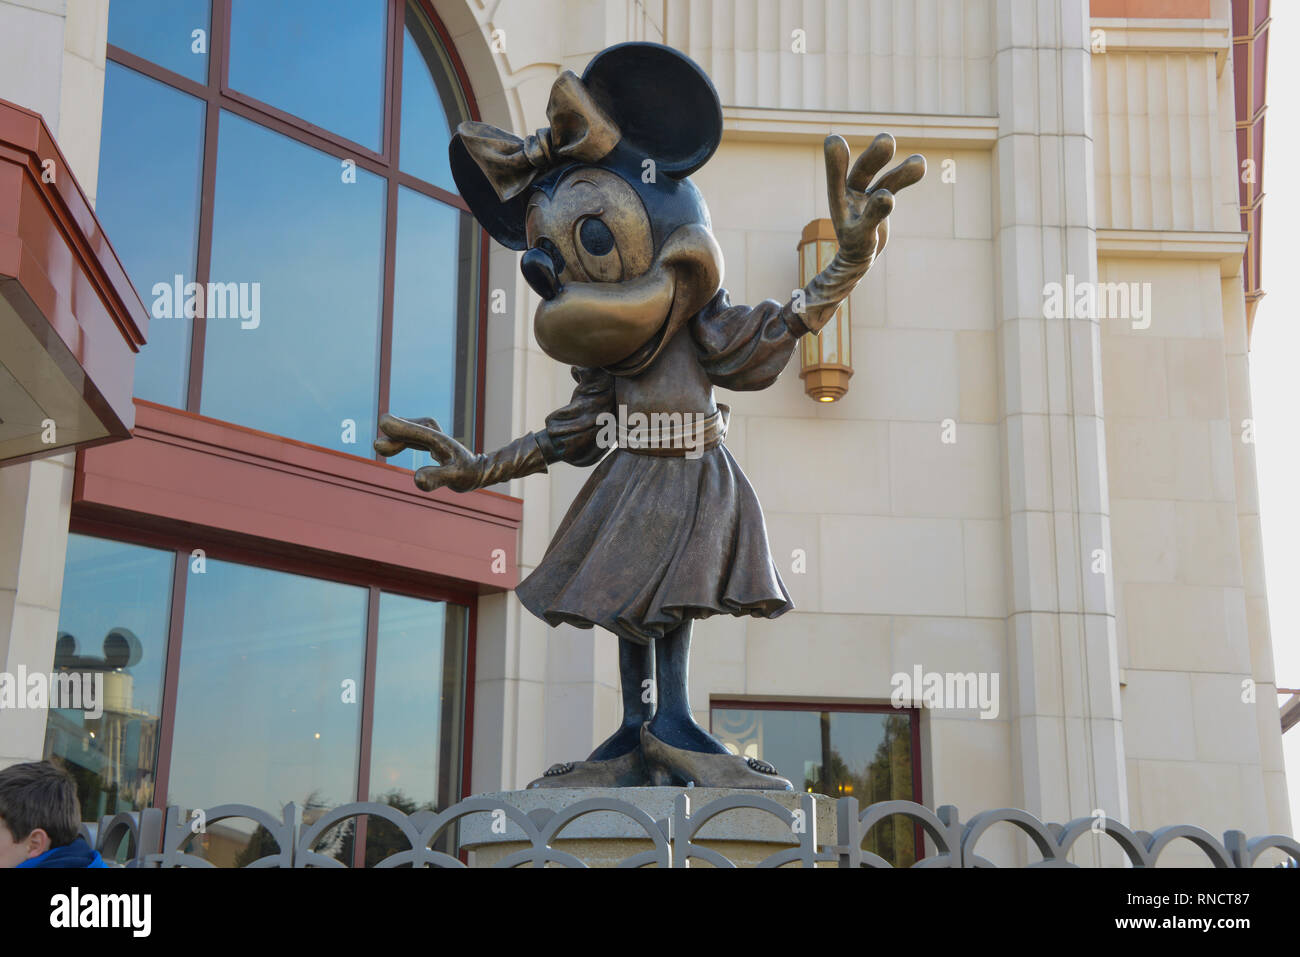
[459,787,837,867]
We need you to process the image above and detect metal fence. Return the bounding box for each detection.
[77,793,1300,867]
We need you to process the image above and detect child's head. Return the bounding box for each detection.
[0,761,81,867]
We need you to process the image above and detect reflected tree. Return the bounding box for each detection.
[364,789,448,867]
[863,715,915,866]
[799,713,915,867]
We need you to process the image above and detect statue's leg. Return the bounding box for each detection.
[645,622,729,754]
[638,621,793,789]
[585,637,655,760]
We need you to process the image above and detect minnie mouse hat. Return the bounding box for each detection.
[449,42,724,251]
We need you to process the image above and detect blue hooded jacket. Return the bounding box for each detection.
[16,837,106,868]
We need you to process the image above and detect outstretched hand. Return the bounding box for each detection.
[375,413,482,492]
[824,133,926,266]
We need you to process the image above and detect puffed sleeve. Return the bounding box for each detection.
[689,289,804,391]
[534,365,617,467]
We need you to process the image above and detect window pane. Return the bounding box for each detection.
[228,0,387,150]
[167,559,367,867]
[369,598,465,804]
[108,0,211,83]
[399,1,466,191]
[388,188,477,454]
[710,707,917,865]
[96,62,205,408]
[366,594,466,865]
[201,111,385,452]
[43,536,173,823]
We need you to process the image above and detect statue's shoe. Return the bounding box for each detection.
[640,724,794,791]
[525,747,648,789]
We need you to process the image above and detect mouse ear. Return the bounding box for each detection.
[450,134,530,250]
[581,42,723,179]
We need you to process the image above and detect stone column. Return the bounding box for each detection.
[0,457,75,768]
[993,0,1128,864]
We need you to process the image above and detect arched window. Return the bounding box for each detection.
[96,0,481,453]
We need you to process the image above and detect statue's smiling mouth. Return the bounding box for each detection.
[533,223,723,372]
[533,257,676,367]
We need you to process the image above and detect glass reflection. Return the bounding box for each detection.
[399,1,467,191]
[97,63,205,408]
[108,0,211,83]
[43,536,173,825]
[228,0,387,150]
[710,707,917,866]
[365,594,466,865]
[388,189,477,457]
[202,111,385,452]
[167,559,367,867]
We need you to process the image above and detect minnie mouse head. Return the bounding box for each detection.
[449,43,727,374]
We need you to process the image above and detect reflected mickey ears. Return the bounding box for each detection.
[103,628,143,670]
[52,628,143,669]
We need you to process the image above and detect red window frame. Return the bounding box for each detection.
[68,514,477,868]
[104,0,489,454]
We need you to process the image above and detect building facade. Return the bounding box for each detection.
[0,0,1288,867]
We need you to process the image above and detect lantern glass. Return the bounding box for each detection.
[842,302,852,366]
[821,312,839,364]
[799,239,815,366]
[818,240,839,362]
[796,217,853,402]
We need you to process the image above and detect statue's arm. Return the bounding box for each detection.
[533,365,617,468]
[375,366,614,493]
[690,263,874,392]
[694,134,924,392]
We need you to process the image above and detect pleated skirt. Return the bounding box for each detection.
[515,444,793,644]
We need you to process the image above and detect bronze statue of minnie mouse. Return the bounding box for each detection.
[376,42,924,790]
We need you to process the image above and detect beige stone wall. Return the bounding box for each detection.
[0,455,76,768]
[1090,2,1290,859]
[1091,19,1239,231]
[57,0,110,204]
[687,134,1016,858]
[663,0,995,114]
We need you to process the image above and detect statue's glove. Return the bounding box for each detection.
[787,134,926,336]
[375,414,550,493]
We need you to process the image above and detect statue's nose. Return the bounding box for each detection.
[522,245,563,301]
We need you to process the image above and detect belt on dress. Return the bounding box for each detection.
[618,404,729,457]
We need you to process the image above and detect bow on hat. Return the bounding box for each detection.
[457,71,622,203]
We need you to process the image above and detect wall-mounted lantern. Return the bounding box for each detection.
[797,218,852,403]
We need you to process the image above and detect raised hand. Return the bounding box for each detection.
[374,413,483,492]
[824,133,926,266]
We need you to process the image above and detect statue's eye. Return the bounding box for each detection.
[572,215,623,283]
[579,217,615,256]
